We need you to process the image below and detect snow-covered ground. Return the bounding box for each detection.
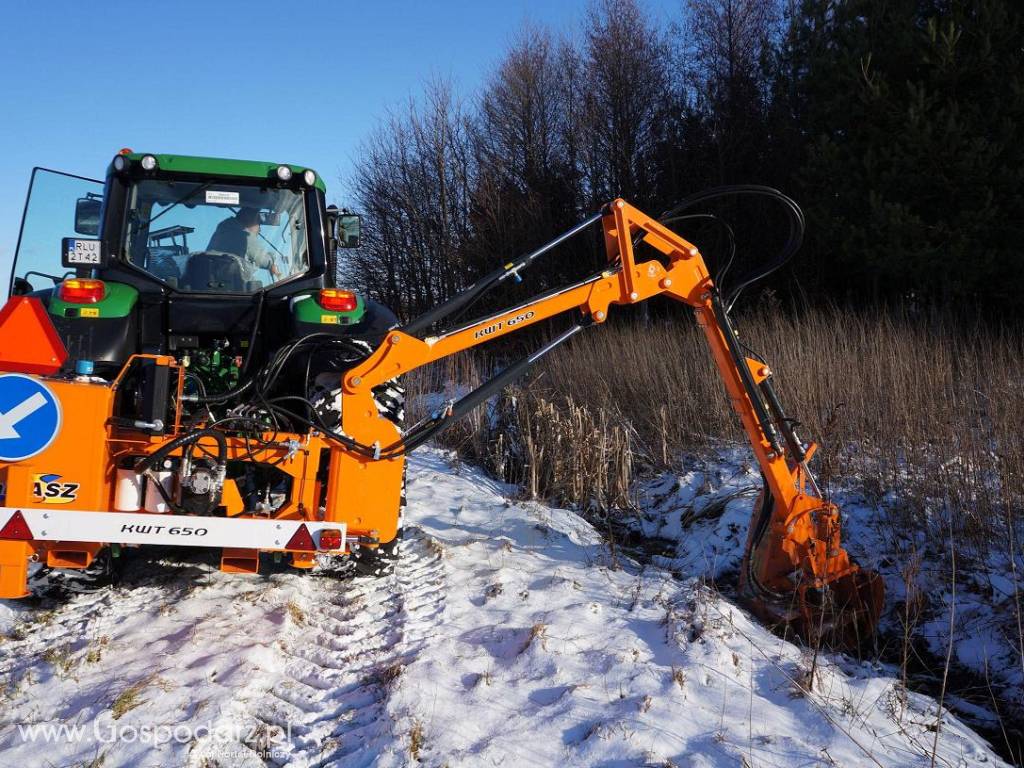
[632,447,1024,752]
[0,449,1010,766]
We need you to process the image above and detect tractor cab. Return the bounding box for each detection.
[5,153,384,383]
[8,153,356,294]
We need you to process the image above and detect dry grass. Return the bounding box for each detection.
[672,666,686,688]
[408,719,425,760]
[87,635,109,664]
[487,392,635,510]
[111,679,149,720]
[526,622,547,652]
[558,308,1023,547]
[412,307,1024,562]
[41,644,76,677]
[368,661,405,689]
[405,351,634,510]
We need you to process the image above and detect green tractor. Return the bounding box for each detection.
[0,152,405,595]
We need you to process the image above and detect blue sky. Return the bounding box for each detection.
[0,0,679,270]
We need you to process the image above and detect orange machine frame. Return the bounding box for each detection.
[0,349,402,592]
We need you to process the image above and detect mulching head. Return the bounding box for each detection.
[743,566,885,650]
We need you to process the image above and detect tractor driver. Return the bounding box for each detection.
[206,207,281,281]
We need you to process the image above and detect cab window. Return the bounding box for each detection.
[123,180,309,293]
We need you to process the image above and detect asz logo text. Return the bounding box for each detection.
[474,310,535,339]
[31,474,79,505]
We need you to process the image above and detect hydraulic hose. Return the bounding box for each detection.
[402,211,603,337]
[238,290,266,379]
[710,293,781,454]
[136,428,228,474]
[658,185,804,311]
[189,377,254,405]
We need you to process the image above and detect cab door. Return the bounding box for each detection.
[7,168,104,300]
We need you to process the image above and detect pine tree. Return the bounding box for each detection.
[791,0,1024,309]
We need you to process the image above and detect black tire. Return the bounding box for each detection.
[353,527,404,578]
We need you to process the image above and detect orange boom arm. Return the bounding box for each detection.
[340,198,882,642]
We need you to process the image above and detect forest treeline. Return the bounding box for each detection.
[342,0,1024,322]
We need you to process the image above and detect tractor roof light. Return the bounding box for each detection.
[59,278,106,304]
[319,289,357,312]
[112,155,129,173]
[276,165,293,182]
[140,154,158,171]
[303,169,316,186]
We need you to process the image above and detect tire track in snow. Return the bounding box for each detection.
[188,528,446,768]
[0,559,216,705]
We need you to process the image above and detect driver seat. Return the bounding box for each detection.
[182,253,245,292]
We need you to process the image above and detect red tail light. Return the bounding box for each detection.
[59,279,106,304]
[318,528,343,550]
[0,511,33,541]
[319,289,357,312]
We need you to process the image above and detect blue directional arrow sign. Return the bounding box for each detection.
[0,374,62,462]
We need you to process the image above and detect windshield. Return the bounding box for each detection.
[124,180,309,293]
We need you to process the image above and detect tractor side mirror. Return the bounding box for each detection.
[74,196,102,236]
[335,213,361,249]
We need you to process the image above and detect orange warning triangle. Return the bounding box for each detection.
[0,297,68,375]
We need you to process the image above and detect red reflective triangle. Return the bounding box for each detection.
[0,510,33,541]
[0,297,68,375]
[284,523,315,552]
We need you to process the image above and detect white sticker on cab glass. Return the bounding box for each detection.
[205,190,240,205]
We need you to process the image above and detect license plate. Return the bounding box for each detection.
[63,239,102,265]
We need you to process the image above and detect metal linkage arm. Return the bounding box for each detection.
[402,212,605,338]
[337,197,882,642]
[342,200,711,395]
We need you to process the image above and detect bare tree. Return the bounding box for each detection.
[471,27,598,297]
[686,0,779,95]
[344,80,475,321]
[682,0,781,182]
[582,0,671,207]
